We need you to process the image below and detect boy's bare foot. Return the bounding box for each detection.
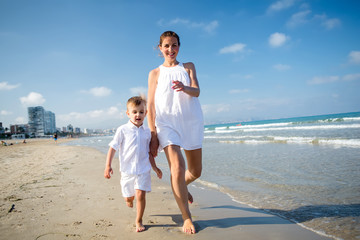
[136,222,146,232]
[188,191,193,204]
[183,219,196,234]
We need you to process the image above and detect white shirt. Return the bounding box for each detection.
[109,121,151,175]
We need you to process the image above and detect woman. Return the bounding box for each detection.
[147,31,204,234]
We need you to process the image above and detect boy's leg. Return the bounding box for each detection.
[135,189,146,232]
[121,173,135,208]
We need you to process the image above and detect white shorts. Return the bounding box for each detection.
[120,171,151,198]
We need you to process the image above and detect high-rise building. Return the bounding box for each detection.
[67,124,73,133]
[28,106,56,137]
[45,111,56,134]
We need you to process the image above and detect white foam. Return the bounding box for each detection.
[230,122,291,129]
[218,136,360,148]
[242,124,360,132]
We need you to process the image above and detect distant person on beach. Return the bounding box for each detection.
[104,96,162,232]
[53,133,57,143]
[147,31,204,234]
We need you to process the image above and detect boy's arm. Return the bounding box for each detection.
[149,154,162,179]
[104,147,116,179]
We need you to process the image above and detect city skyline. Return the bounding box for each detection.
[1,0,359,129]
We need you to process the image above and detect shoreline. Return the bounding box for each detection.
[0,139,332,239]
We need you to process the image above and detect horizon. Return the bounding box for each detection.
[1,0,360,129]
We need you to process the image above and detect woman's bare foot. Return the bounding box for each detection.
[183,219,196,234]
[125,197,134,208]
[136,221,146,232]
[188,191,193,204]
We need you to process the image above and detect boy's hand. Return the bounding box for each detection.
[104,167,113,179]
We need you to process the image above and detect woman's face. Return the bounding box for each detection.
[159,36,180,61]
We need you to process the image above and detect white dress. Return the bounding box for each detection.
[155,63,204,150]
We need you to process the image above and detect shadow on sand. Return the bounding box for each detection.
[200,204,360,230]
[150,204,359,233]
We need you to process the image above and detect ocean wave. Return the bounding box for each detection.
[205,115,360,133]
[229,122,291,129]
[242,124,360,132]
[218,137,360,148]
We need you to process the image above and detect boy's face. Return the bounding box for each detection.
[126,102,147,127]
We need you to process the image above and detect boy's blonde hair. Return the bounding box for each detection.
[127,96,147,109]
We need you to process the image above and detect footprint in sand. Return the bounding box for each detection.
[35,233,81,239]
[94,219,113,228]
[91,234,108,239]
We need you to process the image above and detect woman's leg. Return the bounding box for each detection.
[124,196,134,208]
[184,148,202,203]
[164,145,196,234]
[184,148,202,185]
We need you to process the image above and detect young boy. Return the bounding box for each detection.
[104,96,162,232]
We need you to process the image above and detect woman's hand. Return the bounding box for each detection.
[172,80,185,92]
[150,134,159,157]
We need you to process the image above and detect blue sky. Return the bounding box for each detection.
[1,0,360,129]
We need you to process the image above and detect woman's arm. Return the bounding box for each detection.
[172,62,200,97]
[147,68,160,157]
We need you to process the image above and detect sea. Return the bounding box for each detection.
[63,111,360,240]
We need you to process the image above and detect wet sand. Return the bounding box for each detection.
[0,139,332,239]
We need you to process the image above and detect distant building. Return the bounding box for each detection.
[84,128,93,134]
[0,122,4,134]
[10,124,28,134]
[74,127,81,134]
[67,124,74,133]
[44,111,56,134]
[28,106,56,137]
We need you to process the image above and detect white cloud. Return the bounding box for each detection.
[203,21,219,34]
[273,64,291,71]
[219,43,246,54]
[308,76,339,85]
[229,74,254,79]
[0,81,20,90]
[287,10,311,28]
[130,86,148,96]
[269,33,289,48]
[267,0,295,14]
[20,92,46,106]
[315,14,341,30]
[342,73,360,81]
[1,110,13,116]
[88,87,112,97]
[322,18,341,30]
[229,89,250,94]
[202,104,230,114]
[309,73,360,85]
[349,51,360,64]
[158,18,219,34]
[15,117,26,124]
[58,106,124,127]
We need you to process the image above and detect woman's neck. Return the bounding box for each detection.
[163,59,179,67]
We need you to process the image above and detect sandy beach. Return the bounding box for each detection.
[0,139,333,240]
